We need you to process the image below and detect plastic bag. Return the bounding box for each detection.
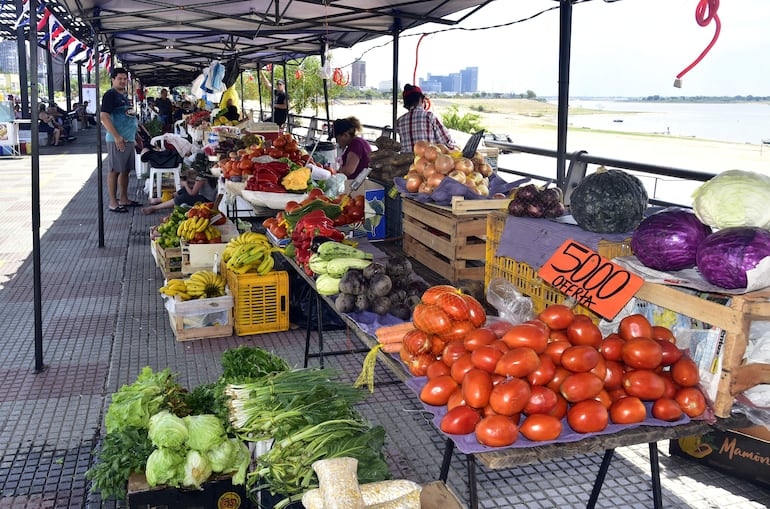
[485,278,534,324]
[322,173,347,199]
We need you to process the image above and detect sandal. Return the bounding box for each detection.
[109,205,128,213]
[120,200,143,207]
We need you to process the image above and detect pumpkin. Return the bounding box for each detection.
[569,167,648,233]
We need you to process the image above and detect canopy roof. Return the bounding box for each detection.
[43,0,494,86]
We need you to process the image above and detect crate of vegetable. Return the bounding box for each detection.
[152,239,184,280]
[165,292,234,341]
[128,472,250,509]
[224,269,290,336]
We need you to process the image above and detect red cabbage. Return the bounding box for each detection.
[696,227,770,289]
[631,208,712,271]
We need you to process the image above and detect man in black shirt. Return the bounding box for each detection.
[155,88,174,131]
[260,72,288,128]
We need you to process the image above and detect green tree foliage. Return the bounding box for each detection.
[440,105,484,134]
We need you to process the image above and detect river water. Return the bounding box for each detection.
[561,100,770,145]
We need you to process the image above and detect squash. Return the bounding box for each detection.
[281,166,312,192]
[569,167,648,233]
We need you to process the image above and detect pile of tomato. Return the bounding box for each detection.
[403,290,706,448]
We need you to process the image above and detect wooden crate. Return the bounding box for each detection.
[128,472,250,508]
[165,293,234,341]
[634,283,770,418]
[151,240,184,280]
[402,197,507,282]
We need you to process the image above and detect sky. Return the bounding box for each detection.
[330,0,770,98]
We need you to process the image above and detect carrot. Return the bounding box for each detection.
[381,342,402,354]
[375,322,416,344]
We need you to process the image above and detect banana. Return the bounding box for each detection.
[257,253,275,275]
[195,218,210,233]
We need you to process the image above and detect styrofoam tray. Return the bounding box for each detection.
[240,189,308,210]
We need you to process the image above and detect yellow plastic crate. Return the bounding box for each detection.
[224,268,290,336]
[485,211,633,320]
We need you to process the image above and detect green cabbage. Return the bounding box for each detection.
[145,447,185,487]
[231,439,252,486]
[692,170,770,229]
[182,450,213,489]
[184,414,227,451]
[104,367,174,433]
[148,411,188,449]
[207,437,237,473]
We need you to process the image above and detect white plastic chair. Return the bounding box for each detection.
[147,135,182,199]
[173,119,185,136]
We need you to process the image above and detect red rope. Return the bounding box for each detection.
[676,0,721,80]
[413,33,428,85]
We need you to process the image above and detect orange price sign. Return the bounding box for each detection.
[537,240,643,320]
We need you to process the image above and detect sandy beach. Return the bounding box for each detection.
[299,98,769,205]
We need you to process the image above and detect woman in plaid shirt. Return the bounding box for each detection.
[396,84,459,153]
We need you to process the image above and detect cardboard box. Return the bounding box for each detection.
[164,292,233,341]
[180,221,239,274]
[670,426,770,490]
[345,180,386,240]
[420,481,464,509]
[127,472,251,509]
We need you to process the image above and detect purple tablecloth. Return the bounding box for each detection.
[405,376,690,455]
[495,216,632,269]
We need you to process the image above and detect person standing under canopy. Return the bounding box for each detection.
[396,84,458,153]
[260,71,289,128]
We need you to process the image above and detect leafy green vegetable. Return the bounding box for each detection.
[184,414,227,451]
[145,446,186,487]
[85,426,154,500]
[220,345,290,382]
[148,411,188,448]
[207,438,237,473]
[182,450,213,489]
[692,169,770,229]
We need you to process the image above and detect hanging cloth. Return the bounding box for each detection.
[223,57,241,88]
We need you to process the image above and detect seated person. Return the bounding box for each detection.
[38,104,63,146]
[223,104,240,122]
[77,101,97,127]
[48,105,76,141]
[173,100,195,122]
[142,167,217,215]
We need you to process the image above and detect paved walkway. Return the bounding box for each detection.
[0,132,768,508]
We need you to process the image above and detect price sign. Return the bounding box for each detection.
[537,240,643,320]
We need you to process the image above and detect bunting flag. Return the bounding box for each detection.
[87,54,94,73]
[67,44,89,63]
[56,37,77,56]
[12,0,30,29]
[37,7,51,32]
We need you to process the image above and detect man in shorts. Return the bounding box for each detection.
[100,68,140,213]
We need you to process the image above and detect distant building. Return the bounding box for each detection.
[377,80,398,92]
[351,61,366,88]
[420,66,478,94]
[0,41,20,74]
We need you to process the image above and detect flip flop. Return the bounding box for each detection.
[109,205,128,213]
[121,200,143,207]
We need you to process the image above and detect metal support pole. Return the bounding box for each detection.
[320,39,331,139]
[16,1,30,119]
[391,27,400,140]
[95,35,105,247]
[556,0,574,187]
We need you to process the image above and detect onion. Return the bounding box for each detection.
[435,143,449,154]
[447,169,466,184]
[696,226,770,289]
[454,157,474,174]
[478,162,494,177]
[515,184,539,204]
[418,181,434,194]
[427,173,445,188]
[413,140,429,157]
[422,163,436,179]
[434,154,454,175]
[414,158,430,175]
[466,171,484,185]
[423,144,439,162]
[508,200,528,217]
[405,171,423,193]
[476,184,490,197]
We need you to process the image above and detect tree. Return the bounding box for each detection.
[526,90,537,99]
[440,105,484,134]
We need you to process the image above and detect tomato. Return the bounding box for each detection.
[475,415,519,447]
[262,217,278,228]
[660,371,680,399]
[462,294,487,327]
[603,360,625,390]
[671,356,700,387]
[402,329,432,356]
[589,356,607,382]
[652,398,684,421]
[494,347,541,378]
[438,320,476,343]
[440,405,481,435]
[426,360,451,379]
[594,389,612,409]
[538,305,575,330]
[272,136,287,148]
[347,207,364,222]
[482,405,498,417]
[430,336,447,356]
[307,188,326,200]
[675,387,707,417]
[651,325,676,343]
[406,353,435,377]
[435,292,471,321]
[272,225,287,239]
[546,366,572,393]
[600,333,625,362]
[450,354,475,384]
[421,285,458,305]
[464,327,497,351]
[657,339,683,366]
[622,369,666,400]
[618,313,653,341]
[501,323,549,353]
[489,340,510,354]
[567,399,609,433]
[560,372,604,403]
[544,340,571,366]
[523,385,558,415]
[487,320,515,339]
[566,319,602,348]
[441,342,469,368]
[621,337,663,370]
[549,329,569,342]
[412,304,452,335]
[488,378,531,416]
[471,345,504,373]
[547,393,569,419]
[518,414,561,442]
[609,396,647,424]
[560,345,600,373]
[268,148,284,159]
[446,389,466,411]
[527,354,556,386]
[462,369,494,409]
[420,375,459,406]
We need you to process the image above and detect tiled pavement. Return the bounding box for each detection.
[0,133,769,508]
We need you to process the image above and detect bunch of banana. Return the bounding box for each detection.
[222,232,271,262]
[225,242,276,275]
[159,279,192,301]
[177,217,211,241]
[185,270,227,299]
